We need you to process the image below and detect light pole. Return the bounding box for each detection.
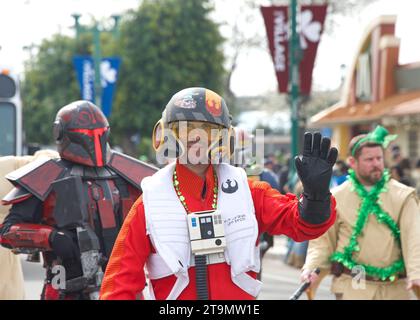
[288,0,302,182]
[72,14,120,109]
[23,44,37,70]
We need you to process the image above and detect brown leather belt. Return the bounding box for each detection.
[341,266,406,282]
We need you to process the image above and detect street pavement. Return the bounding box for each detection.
[258,236,334,300]
[20,235,334,300]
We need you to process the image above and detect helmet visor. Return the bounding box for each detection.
[169,121,231,164]
[68,127,109,166]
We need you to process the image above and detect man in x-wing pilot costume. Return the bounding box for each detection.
[100,87,339,300]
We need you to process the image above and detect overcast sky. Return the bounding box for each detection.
[1,0,420,97]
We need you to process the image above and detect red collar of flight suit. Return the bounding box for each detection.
[174,161,217,212]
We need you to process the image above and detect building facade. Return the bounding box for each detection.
[310,16,420,164]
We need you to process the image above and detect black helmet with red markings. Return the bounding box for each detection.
[53,100,111,167]
[162,87,231,128]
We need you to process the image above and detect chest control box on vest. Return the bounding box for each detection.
[187,210,226,255]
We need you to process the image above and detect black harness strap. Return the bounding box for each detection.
[194,254,209,300]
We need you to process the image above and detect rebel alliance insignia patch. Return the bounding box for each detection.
[221,179,238,194]
[205,89,222,116]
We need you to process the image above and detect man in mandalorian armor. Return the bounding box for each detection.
[0,100,157,299]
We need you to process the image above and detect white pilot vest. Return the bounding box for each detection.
[141,162,261,300]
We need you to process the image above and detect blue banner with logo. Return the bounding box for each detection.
[100,57,121,117]
[73,56,95,103]
[73,56,121,117]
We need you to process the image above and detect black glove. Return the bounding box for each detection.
[49,229,79,260]
[295,132,338,224]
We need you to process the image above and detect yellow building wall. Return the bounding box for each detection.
[332,124,351,160]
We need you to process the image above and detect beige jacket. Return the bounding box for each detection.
[0,150,58,300]
[304,178,420,296]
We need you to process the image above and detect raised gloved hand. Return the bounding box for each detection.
[294,132,338,224]
[295,132,338,200]
[49,229,79,260]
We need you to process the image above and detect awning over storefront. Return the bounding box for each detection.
[310,90,420,126]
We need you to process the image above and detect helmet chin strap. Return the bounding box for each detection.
[178,133,232,165]
[208,146,228,164]
[207,129,233,163]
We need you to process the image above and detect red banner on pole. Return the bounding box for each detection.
[261,5,328,95]
[260,6,289,93]
[299,5,328,95]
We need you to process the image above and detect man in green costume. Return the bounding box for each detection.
[301,125,420,300]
